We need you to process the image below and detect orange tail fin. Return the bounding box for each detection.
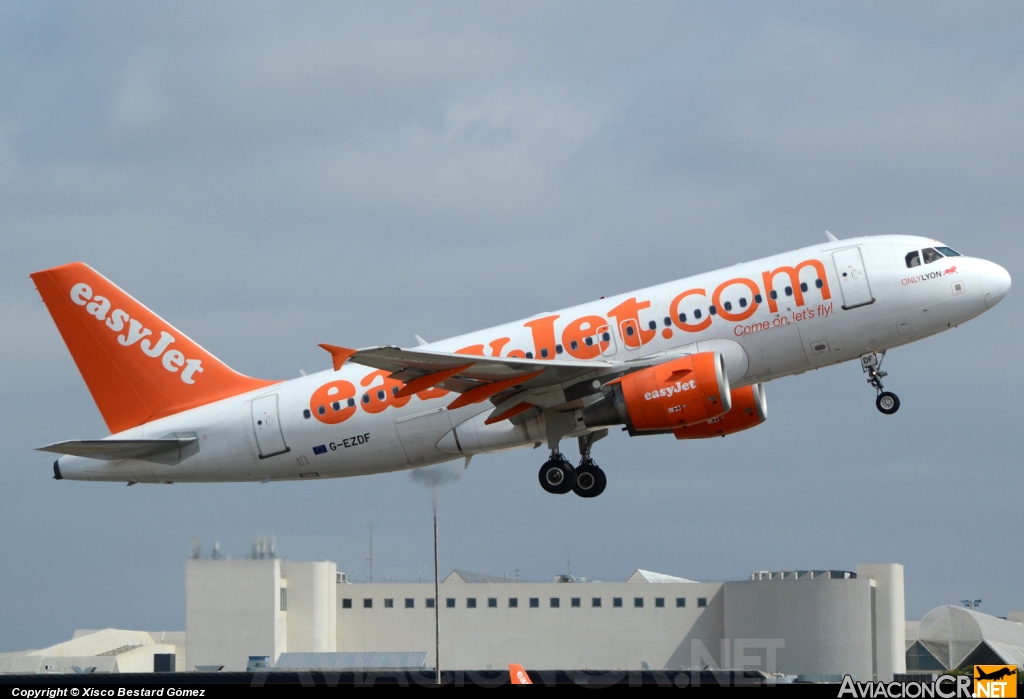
[32,262,278,433]
[508,664,532,685]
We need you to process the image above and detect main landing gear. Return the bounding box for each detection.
[538,432,607,498]
[861,351,900,415]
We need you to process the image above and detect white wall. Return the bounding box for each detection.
[186,559,285,671]
[857,563,906,681]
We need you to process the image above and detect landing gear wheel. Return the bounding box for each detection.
[876,391,900,415]
[572,460,607,498]
[538,456,576,494]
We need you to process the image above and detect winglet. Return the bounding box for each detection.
[509,664,532,685]
[825,230,838,242]
[318,344,357,371]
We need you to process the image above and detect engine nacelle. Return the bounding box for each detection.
[672,383,767,439]
[582,352,731,432]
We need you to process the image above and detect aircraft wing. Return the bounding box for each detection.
[346,345,613,389]
[318,343,698,424]
[37,438,198,461]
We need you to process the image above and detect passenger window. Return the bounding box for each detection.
[303,409,311,419]
[678,312,686,323]
[570,340,578,350]
[694,309,702,319]
[922,247,943,264]
[739,298,747,308]
[905,251,921,268]
[754,294,763,303]
[708,306,717,315]
[800,282,808,292]
[936,246,960,257]
[723,301,732,311]
[331,401,340,411]
[784,287,793,296]
[663,317,671,326]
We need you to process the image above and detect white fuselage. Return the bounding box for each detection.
[55,235,1009,483]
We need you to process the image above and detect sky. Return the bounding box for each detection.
[1,1,1022,652]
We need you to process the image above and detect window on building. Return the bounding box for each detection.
[571,598,581,608]
[384,598,393,608]
[279,588,287,612]
[697,598,707,608]
[592,598,602,608]
[488,598,497,608]
[405,598,414,609]
[676,598,685,608]
[446,598,455,608]
[550,598,560,608]
[634,597,644,608]
[655,597,665,608]
[509,598,518,608]
[426,598,435,608]
[363,599,372,609]
[906,251,921,268]
[466,598,477,608]
[342,598,352,609]
[613,597,623,608]
[529,598,539,608]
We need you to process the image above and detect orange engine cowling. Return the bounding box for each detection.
[582,352,732,432]
[672,383,767,439]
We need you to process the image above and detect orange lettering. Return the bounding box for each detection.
[524,315,560,359]
[607,298,654,348]
[359,370,412,414]
[310,380,357,424]
[712,278,760,322]
[562,315,607,359]
[669,289,712,333]
[761,260,831,313]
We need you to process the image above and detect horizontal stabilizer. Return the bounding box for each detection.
[38,437,197,462]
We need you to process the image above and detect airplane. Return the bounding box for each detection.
[32,233,1010,498]
[509,663,532,684]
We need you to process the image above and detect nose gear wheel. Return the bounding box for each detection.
[861,351,900,415]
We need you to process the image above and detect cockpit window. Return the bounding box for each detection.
[922,247,944,264]
[936,246,961,257]
[905,251,921,268]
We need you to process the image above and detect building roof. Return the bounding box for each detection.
[913,605,1024,669]
[444,570,509,584]
[626,569,698,584]
[275,652,428,670]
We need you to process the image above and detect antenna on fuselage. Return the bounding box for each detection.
[825,230,839,242]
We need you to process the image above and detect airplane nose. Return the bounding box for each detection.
[979,260,1011,309]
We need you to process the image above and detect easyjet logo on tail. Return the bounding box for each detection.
[70,283,204,384]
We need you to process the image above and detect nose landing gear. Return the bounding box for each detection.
[862,351,900,415]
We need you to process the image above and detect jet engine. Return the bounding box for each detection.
[582,352,731,432]
[672,383,767,439]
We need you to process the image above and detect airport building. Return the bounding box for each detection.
[3,557,1022,679]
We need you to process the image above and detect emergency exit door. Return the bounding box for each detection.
[832,247,875,310]
[252,394,289,458]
